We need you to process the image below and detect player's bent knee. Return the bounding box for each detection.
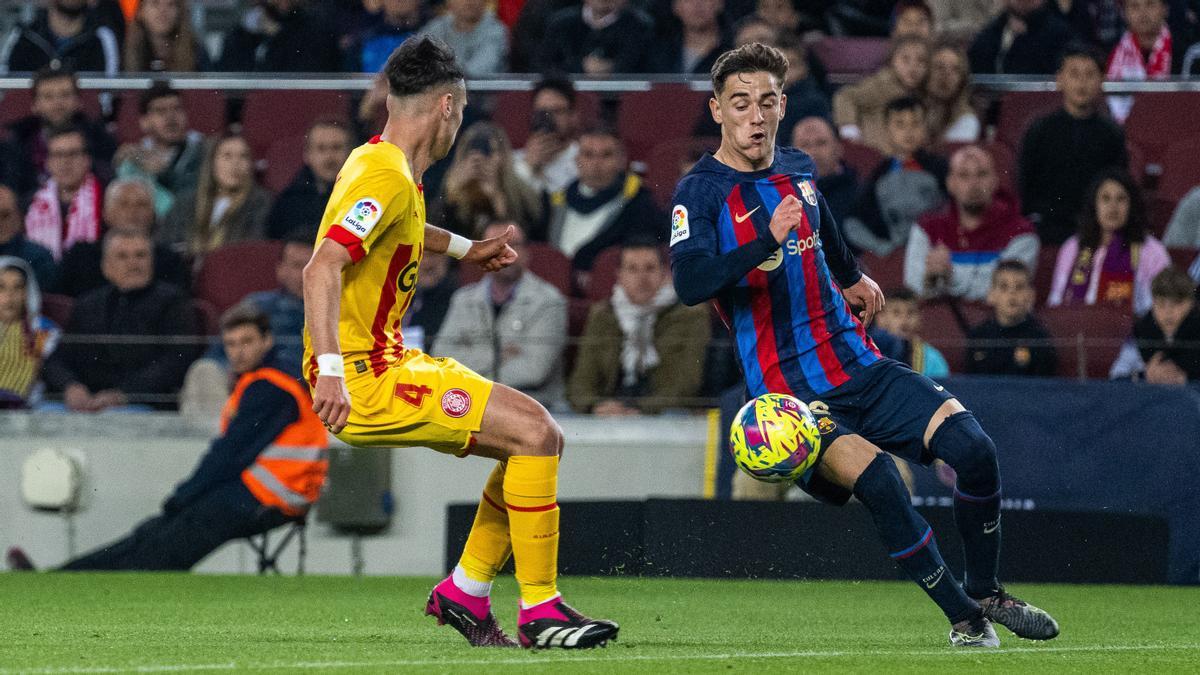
[928,411,999,494]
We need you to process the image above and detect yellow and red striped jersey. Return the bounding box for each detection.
[302,136,425,380]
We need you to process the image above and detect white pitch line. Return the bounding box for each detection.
[5,643,1200,674]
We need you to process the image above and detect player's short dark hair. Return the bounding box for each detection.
[1059,41,1106,73]
[220,302,271,336]
[532,73,576,108]
[711,42,789,97]
[885,95,926,120]
[884,286,918,303]
[1150,267,1196,301]
[383,36,465,98]
[32,64,77,95]
[992,259,1033,284]
[139,80,181,114]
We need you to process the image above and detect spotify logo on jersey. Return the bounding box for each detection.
[756,234,821,272]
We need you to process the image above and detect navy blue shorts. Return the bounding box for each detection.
[798,359,954,504]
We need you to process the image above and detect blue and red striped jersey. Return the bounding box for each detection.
[669,147,882,400]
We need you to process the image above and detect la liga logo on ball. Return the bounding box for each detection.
[441,388,472,418]
[730,393,823,483]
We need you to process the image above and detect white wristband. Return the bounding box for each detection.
[316,353,345,378]
[446,233,472,260]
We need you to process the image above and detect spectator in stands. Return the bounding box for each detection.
[419,0,509,76]
[925,43,980,144]
[648,0,732,74]
[833,36,930,154]
[1163,186,1200,248]
[874,286,949,377]
[928,0,1002,43]
[755,0,826,37]
[535,0,656,74]
[114,82,208,218]
[217,0,342,72]
[161,134,271,256]
[1106,0,1183,79]
[512,76,581,195]
[968,0,1075,74]
[1019,43,1127,245]
[0,185,58,292]
[42,229,196,411]
[403,252,458,350]
[842,97,947,257]
[1057,0,1125,50]
[542,126,665,284]
[9,303,327,572]
[774,33,832,145]
[0,257,60,408]
[432,222,568,409]
[1110,266,1200,383]
[344,0,427,73]
[966,260,1057,376]
[905,145,1037,301]
[731,13,780,47]
[435,122,543,239]
[123,0,211,72]
[509,0,578,72]
[24,126,103,263]
[892,0,935,39]
[57,178,188,297]
[569,238,709,414]
[790,116,858,227]
[265,120,351,241]
[1049,169,1169,316]
[0,0,120,76]
[5,66,116,198]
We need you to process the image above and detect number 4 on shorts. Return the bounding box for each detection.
[394,383,434,408]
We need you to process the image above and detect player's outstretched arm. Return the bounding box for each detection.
[304,240,353,433]
[424,222,517,271]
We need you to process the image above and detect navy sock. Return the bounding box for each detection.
[930,412,1002,598]
[853,454,978,623]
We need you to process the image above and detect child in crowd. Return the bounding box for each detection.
[967,260,1057,376]
[875,287,950,377]
[1110,267,1200,384]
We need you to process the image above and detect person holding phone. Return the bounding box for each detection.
[512,76,581,196]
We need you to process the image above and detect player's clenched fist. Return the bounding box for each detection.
[313,375,352,434]
[768,194,804,244]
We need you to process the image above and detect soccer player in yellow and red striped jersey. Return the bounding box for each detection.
[301,37,618,650]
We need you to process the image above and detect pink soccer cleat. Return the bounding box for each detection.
[424,576,517,647]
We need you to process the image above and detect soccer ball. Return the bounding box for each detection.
[730,393,823,483]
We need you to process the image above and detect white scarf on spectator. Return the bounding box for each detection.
[611,283,676,387]
[1107,26,1172,80]
[24,175,102,261]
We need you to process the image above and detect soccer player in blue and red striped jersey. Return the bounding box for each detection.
[670,42,1060,647]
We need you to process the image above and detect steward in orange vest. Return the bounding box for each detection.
[49,306,329,572]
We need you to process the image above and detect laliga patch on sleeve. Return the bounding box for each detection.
[341,198,383,239]
[670,205,690,246]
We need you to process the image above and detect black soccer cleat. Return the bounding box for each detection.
[425,581,518,647]
[517,597,619,649]
[6,546,35,571]
[949,613,1001,648]
[978,586,1060,640]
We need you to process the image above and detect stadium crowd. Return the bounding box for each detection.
[1,0,1200,413]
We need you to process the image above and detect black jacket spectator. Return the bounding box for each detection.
[1132,306,1200,380]
[968,3,1075,74]
[1018,108,1128,245]
[56,240,188,297]
[0,8,120,75]
[542,172,666,273]
[535,2,655,74]
[266,165,333,241]
[42,280,197,408]
[216,5,341,72]
[817,165,860,229]
[509,0,578,72]
[6,113,117,197]
[966,315,1057,376]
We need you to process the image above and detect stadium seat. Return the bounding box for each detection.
[1032,245,1059,306]
[810,37,890,76]
[858,251,904,290]
[457,242,573,297]
[1039,304,1132,380]
[0,89,31,127]
[1124,92,1200,170]
[840,140,884,180]
[644,136,720,209]
[1168,247,1197,272]
[194,240,286,313]
[488,89,601,150]
[240,90,350,157]
[116,89,229,143]
[920,300,991,374]
[192,298,221,336]
[585,246,623,302]
[263,134,305,193]
[1155,136,1200,205]
[616,85,710,162]
[994,90,1060,151]
[246,516,307,575]
[40,293,74,328]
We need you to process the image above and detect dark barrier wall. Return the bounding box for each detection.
[446,500,1169,584]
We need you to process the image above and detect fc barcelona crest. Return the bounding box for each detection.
[799,180,818,206]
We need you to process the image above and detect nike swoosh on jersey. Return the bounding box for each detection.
[934,384,945,392]
[734,206,761,223]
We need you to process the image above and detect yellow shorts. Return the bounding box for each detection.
[333,349,494,456]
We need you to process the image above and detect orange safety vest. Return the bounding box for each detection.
[222,367,329,517]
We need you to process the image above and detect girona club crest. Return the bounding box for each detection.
[441,388,472,418]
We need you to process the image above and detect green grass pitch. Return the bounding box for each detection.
[1,574,1198,674]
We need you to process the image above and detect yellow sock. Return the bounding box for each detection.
[459,463,511,583]
[503,455,560,605]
